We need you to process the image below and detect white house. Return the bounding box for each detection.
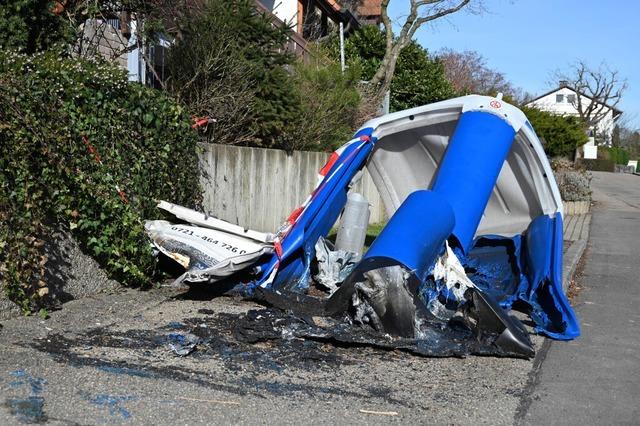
[526,81,623,159]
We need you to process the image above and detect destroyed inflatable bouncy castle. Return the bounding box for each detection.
[146,95,580,358]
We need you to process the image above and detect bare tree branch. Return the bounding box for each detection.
[556,60,628,133]
[370,0,476,99]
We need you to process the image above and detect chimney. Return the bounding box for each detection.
[559,80,569,88]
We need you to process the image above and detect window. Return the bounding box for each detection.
[567,94,576,104]
[556,94,564,103]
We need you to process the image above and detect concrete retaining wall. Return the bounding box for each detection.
[198,143,387,233]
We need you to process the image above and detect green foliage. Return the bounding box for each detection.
[0,0,72,53]
[167,0,363,151]
[601,146,630,165]
[521,106,588,157]
[333,25,386,80]
[0,50,200,312]
[282,55,362,151]
[166,0,299,149]
[326,25,455,111]
[391,42,456,111]
[578,158,615,172]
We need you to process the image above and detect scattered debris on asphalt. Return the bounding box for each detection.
[166,332,200,356]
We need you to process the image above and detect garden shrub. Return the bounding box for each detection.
[0,49,201,312]
[521,106,588,157]
[0,0,72,53]
[281,55,362,151]
[578,158,615,172]
[166,0,299,150]
[166,0,364,152]
[390,42,456,112]
[551,159,591,202]
[600,146,630,165]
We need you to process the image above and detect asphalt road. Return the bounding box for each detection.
[519,171,640,425]
[0,287,540,425]
[2,172,637,425]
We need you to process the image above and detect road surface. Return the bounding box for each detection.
[519,171,640,425]
[1,171,637,425]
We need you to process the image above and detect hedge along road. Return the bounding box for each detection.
[0,207,602,424]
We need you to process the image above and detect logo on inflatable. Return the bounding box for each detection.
[490,100,502,109]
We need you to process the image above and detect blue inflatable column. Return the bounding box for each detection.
[359,190,455,283]
[431,111,516,252]
[326,190,455,323]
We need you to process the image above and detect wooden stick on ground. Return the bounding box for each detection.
[359,409,399,416]
[176,396,241,405]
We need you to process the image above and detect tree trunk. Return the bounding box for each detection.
[370,43,403,96]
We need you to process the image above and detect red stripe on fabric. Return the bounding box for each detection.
[311,141,363,198]
[274,241,283,259]
[286,206,304,224]
[318,152,340,176]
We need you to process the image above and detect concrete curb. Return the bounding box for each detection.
[562,214,592,293]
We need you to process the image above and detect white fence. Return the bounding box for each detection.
[198,143,387,233]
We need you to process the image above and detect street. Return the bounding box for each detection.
[519,171,640,425]
[0,171,638,425]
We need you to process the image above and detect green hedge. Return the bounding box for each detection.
[325,25,456,112]
[0,50,201,312]
[578,158,615,172]
[520,106,588,157]
[601,146,630,165]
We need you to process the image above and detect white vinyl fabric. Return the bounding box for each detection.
[362,95,563,238]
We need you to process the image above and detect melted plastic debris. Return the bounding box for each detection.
[421,242,478,322]
[432,242,476,301]
[166,332,201,356]
[234,305,533,359]
[455,237,522,306]
[350,266,417,338]
[313,237,358,294]
[253,240,534,358]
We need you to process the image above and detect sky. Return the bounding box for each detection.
[388,0,640,129]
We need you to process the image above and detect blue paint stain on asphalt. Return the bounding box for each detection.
[9,370,47,394]
[89,394,136,420]
[4,370,48,423]
[167,321,186,329]
[6,396,46,423]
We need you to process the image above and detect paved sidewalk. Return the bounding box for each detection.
[563,214,591,242]
[562,213,591,292]
[520,171,640,425]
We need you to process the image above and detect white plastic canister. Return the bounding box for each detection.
[334,192,370,259]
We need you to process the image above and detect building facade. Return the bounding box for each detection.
[526,82,623,159]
